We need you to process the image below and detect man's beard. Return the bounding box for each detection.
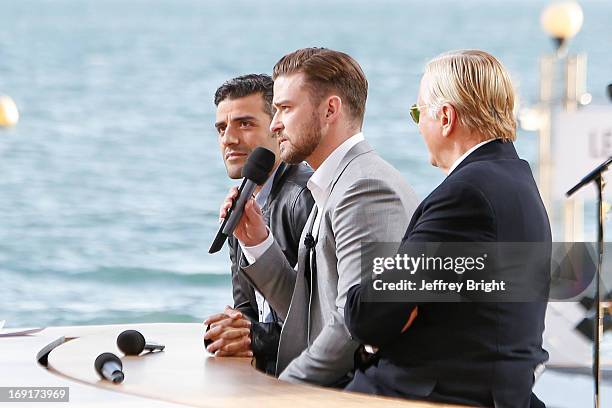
[280,113,323,164]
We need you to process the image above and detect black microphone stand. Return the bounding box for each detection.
[566,156,612,408]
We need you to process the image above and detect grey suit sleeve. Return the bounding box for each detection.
[240,239,296,320]
[280,178,415,385]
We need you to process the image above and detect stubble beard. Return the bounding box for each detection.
[280,112,323,165]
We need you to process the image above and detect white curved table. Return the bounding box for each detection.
[44,323,464,407]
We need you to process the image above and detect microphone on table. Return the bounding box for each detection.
[94,352,124,383]
[209,147,276,254]
[117,329,165,356]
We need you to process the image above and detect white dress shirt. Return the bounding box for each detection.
[447,139,494,176]
[241,132,365,262]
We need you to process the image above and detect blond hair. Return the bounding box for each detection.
[423,50,516,142]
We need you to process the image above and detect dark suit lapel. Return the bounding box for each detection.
[266,162,288,208]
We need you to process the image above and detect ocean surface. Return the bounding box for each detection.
[1,1,611,405]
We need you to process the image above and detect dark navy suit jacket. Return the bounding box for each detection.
[345,140,551,407]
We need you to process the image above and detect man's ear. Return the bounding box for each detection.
[440,103,456,138]
[324,95,342,123]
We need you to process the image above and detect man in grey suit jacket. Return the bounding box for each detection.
[220,48,418,386]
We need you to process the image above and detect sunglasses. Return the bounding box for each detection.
[409,103,428,124]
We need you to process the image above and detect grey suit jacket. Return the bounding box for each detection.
[241,141,418,386]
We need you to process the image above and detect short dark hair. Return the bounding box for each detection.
[272,48,368,126]
[214,74,274,118]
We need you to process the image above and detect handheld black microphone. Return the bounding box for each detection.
[94,352,124,383]
[209,147,276,253]
[117,330,165,356]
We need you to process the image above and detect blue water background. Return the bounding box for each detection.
[1,1,611,405]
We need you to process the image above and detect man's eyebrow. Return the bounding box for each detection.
[230,115,258,123]
[214,115,257,128]
[273,99,290,107]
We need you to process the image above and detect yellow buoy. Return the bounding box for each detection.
[0,96,19,127]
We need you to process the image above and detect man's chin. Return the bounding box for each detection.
[225,165,244,179]
[280,150,302,165]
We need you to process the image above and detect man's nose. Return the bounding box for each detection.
[270,112,283,133]
[221,123,239,145]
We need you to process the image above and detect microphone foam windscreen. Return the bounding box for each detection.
[241,147,276,185]
[117,330,146,355]
[94,352,122,372]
